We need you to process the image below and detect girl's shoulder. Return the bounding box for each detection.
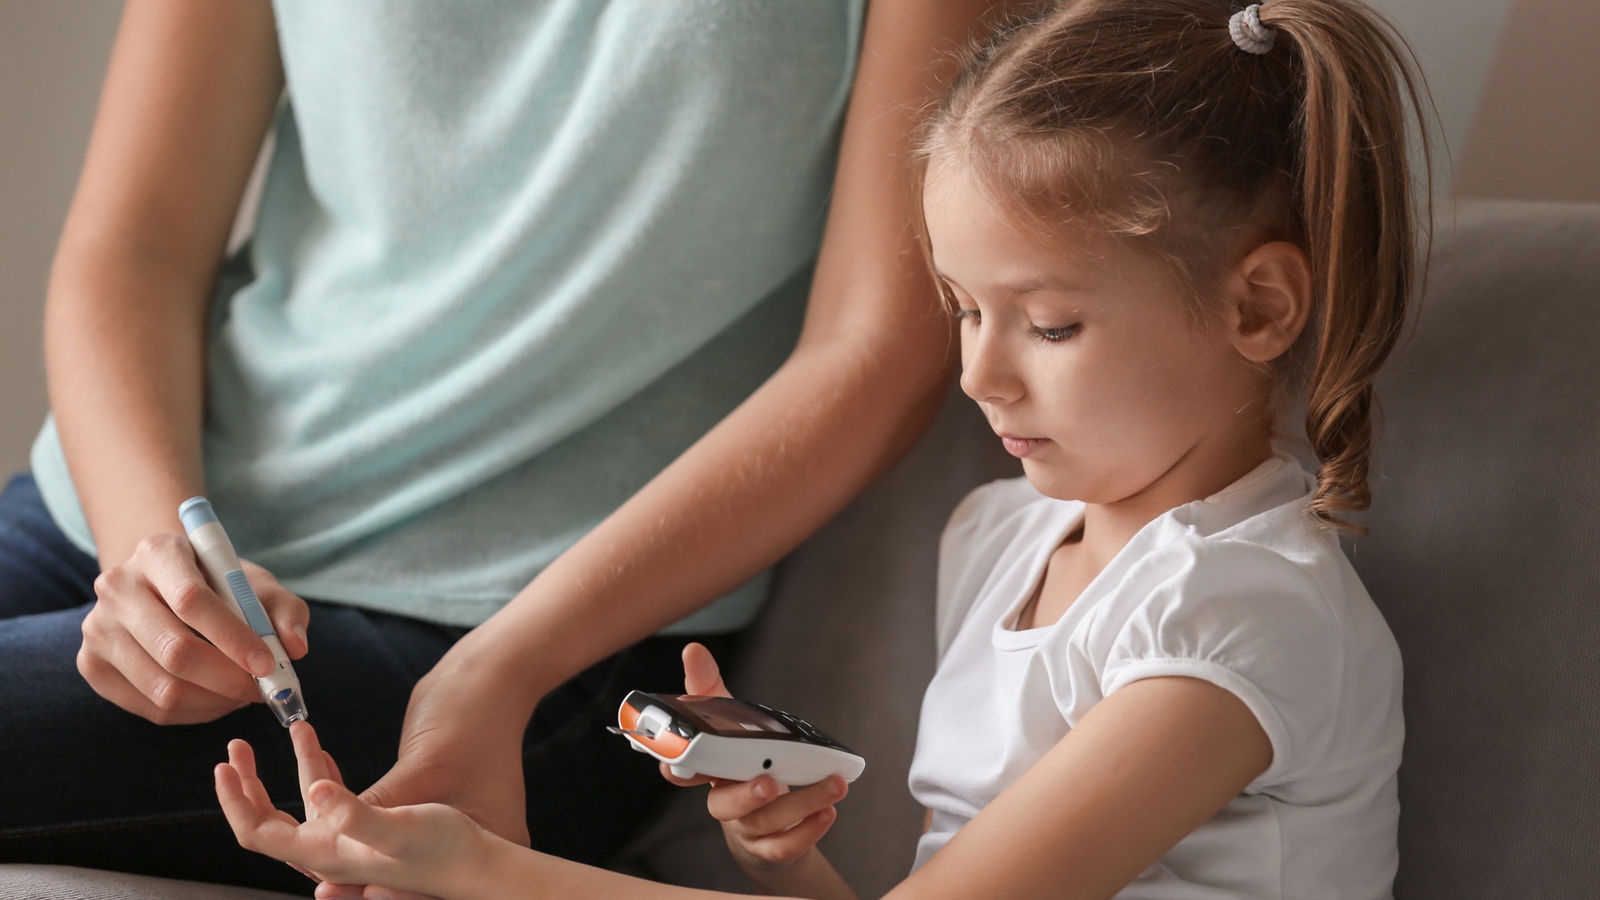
[934,477,1082,655]
[939,476,1080,583]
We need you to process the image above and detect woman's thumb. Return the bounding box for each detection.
[682,642,730,697]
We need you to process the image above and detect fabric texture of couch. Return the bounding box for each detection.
[3,198,1596,899]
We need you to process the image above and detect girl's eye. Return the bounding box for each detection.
[952,308,981,325]
[1029,323,1081,343]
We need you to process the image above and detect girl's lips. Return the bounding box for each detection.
[1000,436,1046,458]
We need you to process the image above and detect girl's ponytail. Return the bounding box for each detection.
[1256,1,1434,535]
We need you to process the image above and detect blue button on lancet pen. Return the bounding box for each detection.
[178,497,308,726]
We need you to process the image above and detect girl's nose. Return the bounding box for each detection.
[960,331,1023,405]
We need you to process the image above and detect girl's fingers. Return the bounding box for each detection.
[290,722,334,812]
[709,775,848,837]
[681,642,731,697]
[740,806,839,866]
[227,739,277,814]
[324,749,345,787]
[308,779,398,856]
[215,763,299,853]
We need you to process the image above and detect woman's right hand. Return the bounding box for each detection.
[660,642,848,873]
[77,534,310,725]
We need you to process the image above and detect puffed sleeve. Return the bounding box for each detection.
[1095,538,1346,790]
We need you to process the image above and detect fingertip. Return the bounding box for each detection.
[289,719,321,755]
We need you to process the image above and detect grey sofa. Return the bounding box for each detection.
[3,199,1597,899]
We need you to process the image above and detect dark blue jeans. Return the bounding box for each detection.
[0,473,718,894]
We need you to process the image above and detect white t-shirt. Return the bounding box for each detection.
[907,453,1402,899]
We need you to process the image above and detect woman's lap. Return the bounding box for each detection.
[0,473,700,892]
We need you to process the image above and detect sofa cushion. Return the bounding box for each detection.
[1350,200,1600,899]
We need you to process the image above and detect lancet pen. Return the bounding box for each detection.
[179,496,308,726]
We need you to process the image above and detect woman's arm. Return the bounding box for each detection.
[218,676,1270,899]
[47,0,305,724]
[48,0,282,566]
[361,0,1017,844]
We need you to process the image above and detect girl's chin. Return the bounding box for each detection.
[1019,462,1081,501]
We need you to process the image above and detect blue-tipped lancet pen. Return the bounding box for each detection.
[178,497,308,726]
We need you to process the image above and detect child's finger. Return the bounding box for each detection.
[739,806,838,867]
[710,775,847,837]
[226,740,276,815]
[215,763,301,855]
[290,721,332,807]
[323,749,345,787]
[681,642,731,697]
[307,778,399,856]
[705,774,787,824]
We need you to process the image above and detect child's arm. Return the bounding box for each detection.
[218,673,1268,899]
[882,675,1274,900]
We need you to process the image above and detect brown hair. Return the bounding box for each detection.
[917,0,1434,535]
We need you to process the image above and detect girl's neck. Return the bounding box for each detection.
[1075,430,1275,567]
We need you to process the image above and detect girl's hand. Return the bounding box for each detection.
[79,537,309,724]
[660,643,848,873]
[214,721,488,899]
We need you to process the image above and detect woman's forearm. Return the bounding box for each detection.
[41,0,285,567]
[44,246,210,566]
[455,329,951,717]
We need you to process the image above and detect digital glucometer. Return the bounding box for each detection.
[611,691,865,787]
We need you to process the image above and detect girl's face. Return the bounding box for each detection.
[924,160,1266,507]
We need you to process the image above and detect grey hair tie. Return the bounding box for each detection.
[1229,4,1275,54]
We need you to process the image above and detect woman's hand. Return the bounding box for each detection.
[215,722,492,899]
[661,642,848,873]
[355,632,534,848]
[77,536,309,724]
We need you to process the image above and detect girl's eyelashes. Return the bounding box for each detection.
[1029,323,1082,343]
[951,307,1079,342]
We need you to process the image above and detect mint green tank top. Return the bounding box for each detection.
[32,0,866,630]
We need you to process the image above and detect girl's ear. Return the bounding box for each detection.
[1226,241,1312,363]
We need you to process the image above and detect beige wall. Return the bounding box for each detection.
[1455,0,1600,202]
[1,0,1596,479]
[0,1,121,475]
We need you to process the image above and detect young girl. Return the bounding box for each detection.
[214,0,1431,896]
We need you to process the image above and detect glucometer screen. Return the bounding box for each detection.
[676,696,791,736]
[634,693,854,753]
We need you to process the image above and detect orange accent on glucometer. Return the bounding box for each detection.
[619,702,690,760]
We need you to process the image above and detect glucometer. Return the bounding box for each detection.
[611,691,865,787]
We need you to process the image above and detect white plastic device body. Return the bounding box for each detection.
[614,691,864,786]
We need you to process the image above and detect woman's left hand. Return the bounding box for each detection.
[214,721,495,899]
